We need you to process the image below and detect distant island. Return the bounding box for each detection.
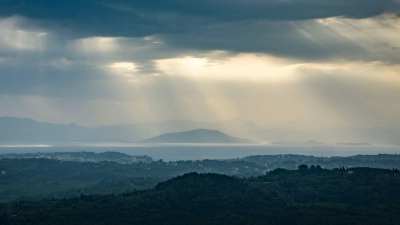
[335,142,372,146]
[139,129,254,144]
[271,140,326,145]
[271,141,375,146]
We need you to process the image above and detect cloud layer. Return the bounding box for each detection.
[0,1,400,143]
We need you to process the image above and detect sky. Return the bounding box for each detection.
[0,0,400,137]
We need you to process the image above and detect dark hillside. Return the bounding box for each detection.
[0,158,265,202]
[1,168,400,225]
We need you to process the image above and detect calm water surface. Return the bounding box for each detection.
[1,143,400,161]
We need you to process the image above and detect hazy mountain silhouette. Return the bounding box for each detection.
[1,117,400,145]
[0,117,256,144]
[0,117,88,143]
[140,129,255,143]
[0,117,144,143]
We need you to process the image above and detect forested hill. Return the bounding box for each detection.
[0,158,266,202]
[1,167,399,225]
[1,154,400,202]
[240,154,400,170]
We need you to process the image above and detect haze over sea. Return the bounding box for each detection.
[1,144,399,162]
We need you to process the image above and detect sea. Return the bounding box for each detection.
[1,143,400,161]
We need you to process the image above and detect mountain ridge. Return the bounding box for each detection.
[1,116,400,145]
[0,117,258,143]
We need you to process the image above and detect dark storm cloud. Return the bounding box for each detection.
[119,0,397,20]
[159,20,366,61]
[1,0,398,63]
[0,0,399,38]
[0,58,114,98]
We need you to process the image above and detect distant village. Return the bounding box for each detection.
[0,151,153,164]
